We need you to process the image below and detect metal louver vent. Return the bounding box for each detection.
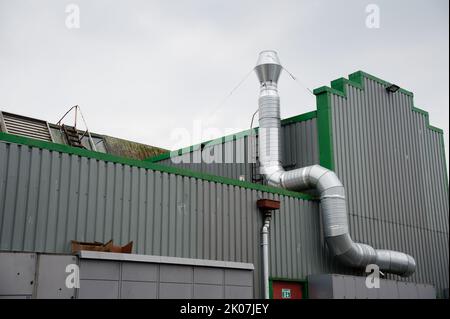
[1,111,53,142]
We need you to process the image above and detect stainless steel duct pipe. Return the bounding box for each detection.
[254,50,416,277]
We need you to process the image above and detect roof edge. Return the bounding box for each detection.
[0,132,315,201]
[146,110,318,163]
[313,70,443,135]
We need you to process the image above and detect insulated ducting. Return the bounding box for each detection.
[254,50,416,277]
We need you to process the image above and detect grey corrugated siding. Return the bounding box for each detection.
[1,76,447,298]
[281,117,319,169]
[330,77,449,295]
[158,118,319,183]
[0,141,324,298]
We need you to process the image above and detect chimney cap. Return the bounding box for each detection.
[256,50,281,66]
[255,50,283,84]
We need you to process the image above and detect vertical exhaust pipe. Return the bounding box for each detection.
[255,50,416,277]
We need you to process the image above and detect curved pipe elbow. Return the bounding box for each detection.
[261,165,284,188]
[328,235,416,277]
[277,165,417,277]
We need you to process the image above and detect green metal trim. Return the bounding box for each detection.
[438,132,449,191]
[350,71,414,97]
[329,72,440,135]
[316,92,334,170]
[313,70,445,172]
[0,132,314,201]
[312,85,346,97]
[146,128,259,163]
[269,278,273,299]
[145,149,177,163]
[279,110,317,125]
[268,277,309,299]
[145,111,317,163]
[314,70,415,98]
[411,106,444,134]
[330,77,363,96]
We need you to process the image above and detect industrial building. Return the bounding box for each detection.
[0,51,448,299]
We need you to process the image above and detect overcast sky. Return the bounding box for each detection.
[0,0,448,169]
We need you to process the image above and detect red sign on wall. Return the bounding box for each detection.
[272,281,304,299]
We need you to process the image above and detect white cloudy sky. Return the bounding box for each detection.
[0,0,448,168]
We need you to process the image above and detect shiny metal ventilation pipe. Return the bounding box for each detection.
[254,50,416,277]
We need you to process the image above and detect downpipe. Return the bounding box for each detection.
[261,212,271,299]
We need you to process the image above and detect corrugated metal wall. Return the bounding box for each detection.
[0,141,323,298]
[149,74,449,295]
[330,77,449,295]
[281,117,319,169]
[157,118,319,183]
[152,75,449,295]
[1,73,447,298]
[161,136,254,181]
